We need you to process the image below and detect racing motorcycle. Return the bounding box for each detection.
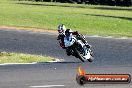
[63,34,94,62]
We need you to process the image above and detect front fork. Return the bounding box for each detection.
[89,49,94,57]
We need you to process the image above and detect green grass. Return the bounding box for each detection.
[0,52,55,64]
[0,0,132,37]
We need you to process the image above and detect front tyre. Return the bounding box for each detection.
[87,53,94,62]
[87,56,93,62]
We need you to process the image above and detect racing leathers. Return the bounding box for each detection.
[57,29,90,49]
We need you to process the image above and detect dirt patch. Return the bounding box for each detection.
[0,26,58,34]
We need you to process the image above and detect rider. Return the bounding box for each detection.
[57,24,91,49]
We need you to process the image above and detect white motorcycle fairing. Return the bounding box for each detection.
[77,40,91,60]
[64,35,91,60]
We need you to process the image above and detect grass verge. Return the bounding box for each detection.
[0,0,132,37]
[0,52,56,64]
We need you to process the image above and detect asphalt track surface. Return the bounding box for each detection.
[0,28,132,88]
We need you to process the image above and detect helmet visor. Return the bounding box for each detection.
[58,29,63,34]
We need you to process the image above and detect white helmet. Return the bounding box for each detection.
[58,24,66,35]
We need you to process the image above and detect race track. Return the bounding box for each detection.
[0,28,132,88]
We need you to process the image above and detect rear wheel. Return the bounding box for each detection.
[73,47,87,62]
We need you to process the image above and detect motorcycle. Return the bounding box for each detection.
[64,34,94,62]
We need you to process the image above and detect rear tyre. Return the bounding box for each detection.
[66,48,72,56]
[73,47,86,62]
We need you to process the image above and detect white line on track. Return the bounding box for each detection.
[0,59,62,66]
[0,62,37,66]
[86,35,132,40]
[30,85,65,88]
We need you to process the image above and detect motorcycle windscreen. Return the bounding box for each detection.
[64,36,76,47]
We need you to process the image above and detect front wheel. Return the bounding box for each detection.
[87,56,93,62]
[87,53,94,62]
